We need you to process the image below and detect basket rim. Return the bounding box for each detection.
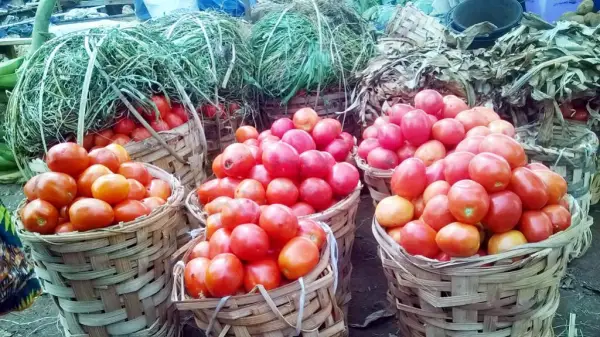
[124,119,197,153]
[355,153,394,179]
[373,195,591,273]
[16,163,185,243]
[515,122,599,156]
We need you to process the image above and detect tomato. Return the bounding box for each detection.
[298,219,326,250]
[527,162,550,171]
[211,154,226,178]
[83,134,95,151]
[110,134,131,146]
[377,123,404,151]
[205,253,244,297]
[146,179,171,201]
[163,113,184,129]
[189,241,210,260]
[131,127,152,142]
[244,139,260,148]
[414,89,444,117]
[45,142,89,177]
[474,107,501,124]
[150,119,169,132]
[443,151,475,185]
[219,177,242,198]
[558,197,569,210]
[291,202,316,217]
[278,237,319,280]
[412,196,425,218]
[442,95,468,118]
[69,198,115,231]
[395,143,416,163]
[468,153,512,192]
[399,220,439,258]
[572,109,589,122]
[234,126,259,144]
[423,181,450,204]
[36,172,77,208]
[113,200,150,223]
[374,116,389,128]
[24,176,39,201]
[447,180,490,224]
[230,224,270,261]
[455,135,484,154]
[282,129,317,154]
[88,148,120,172]
[171,103,189,122]
[478,134,527,169]
[248,144,262,164]
[184,257,210,298]
[327,162,359,197]
[339,132,354,149]
[422,195,455,231]
[375,196,414,228]
[401,110,431,146]
[320,151,336,171]
[425,159,445,184]
[324,138,350,162]
[455,109,489,131]
[312,118,342,149]
[432,119,465,147]
[390,158,427,199]
[142,197,166,211]
[91,174,130,205]
[367,147,399,170]
[244,259,282,292]
[488,120,515,138]
[197,179,220,204]
[532,170,567,205]
[387,227,403,245]
[509,167,549,210]
[118,162,151,186]
[149,95,171,118]
[298,150,329,179]
[466,126,491,138]
[247,165,273,189]
[205,196,232,215]
[293,108,320,132]
[265,178,298,206]
[21,199,59,234]
[220,198,261,229]
[55,222,75,234]
[482,191,522,233]
[362,126,379,139]
[77,164,112,197]
[94,129,115,147]
[262,142,300,179]
[542,205,571,233]
[259,204,298,242]
[126,179,147,200]
[299,178,333,211]
[271,118,295,138]
[488,230,528,254]
[518,211,553,243]
[201,104,220,119]
[206,213,225,240]
[209,228,232,258]
[414,140,446,167]
[435,222,480,257]
[221,143,255,178]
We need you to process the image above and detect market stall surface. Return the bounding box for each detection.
[0,186,598,337]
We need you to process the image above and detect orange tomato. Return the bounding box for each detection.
[146,179,171,200]
[113,200,151,223]
[55,222,75,234]
[532,170,567,205]
[435,222,480,257]
[212,154,226,178]
[127,179,147,200]
[375,196,414,228]
[189,241,210,260]
[88,148,120,172]
[24,176,39,201]
[197,179,221,205]
[184,257,211,298]
[91,174,130,205]
[387,227,402,245]
[45,142,89,177]
[94,129,114,147]
[204,196,232,215]
[235,125,259,143]
[487,230,527,255]
[142,197,166,211]
[297,219,326,250]
[118,162,151,186]
[110,134,131,146]
[278,237,319,280]
[77,164,112,197]
[206,213,225,240]
[234,179,266,205]
[36,172,77,208]
[105,143,131,164]
[69,198,115,231]
[21,199,59,234]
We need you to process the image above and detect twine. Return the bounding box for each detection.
[205,296,231,337]
[319,221,339,294]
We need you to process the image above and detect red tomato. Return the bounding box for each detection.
[432,119,465,147]
[206,213,225,240]
[94,129,115,147]
[532,170,567,205]
[23,176,39,201]
[150,119,169,132]
[128,178,152,200]
[401,110,431,146]
[339,132,354,150]
[443,151,475,185]
[262,142,300,179]
[190,241,210,260]
[219,177,241,198]
[518,211,553,243]
[435,222,480,257]
[21,199,59,234]
[374,116,389,128]
[211,154,226,178]
[236,126,259,143]
[482,190,523,233]
[259,204,299,244]
[278,237,319,280]
[220,198,261,229]
[164,113,185,129]
[468,153,512,192]
[230,224,270,261]
[474,107,501,124]
[479,134,527,169]
[55,222,75,234]
[247,145,262,165]
[299,150,329,179]
[377,123,404,151]
[208,228,233,258]
[509,167,549,210]
[113,200,151,223]
[425,159,445,184]
[447,180,490,224]
[45,142,89,177]
[527,162,550,171]
[244,259,282,292]
[150,95,172,118]
[142,197,166,211]
[466,126,491,138]
[299,178,333,211]
[235,179,266,205]
[542,205,571,233]
[247,165,273,189]
[118,162,151,186]
[488,120,515,138]
[36,172,77,208]
[205,253,244,297]
[146,179,171,201]
[282,129,317,154]
[298,219,326,250]
[323,138,351,162]
[171,103,189,122]
[396,143,417,163]
[362,126,379,139]
[271,118,295,138]
[113,118,136,135]
[442,95,468,118]
[131,127,152,142]
[221,143,255,178]
[205,196,232,215]
[327,162,359,197]
[414,89,444,117]
[197,179,221,205]
[399,220,439,258]
[291,202,316,217]
[422,195,455,231]
[266,178,299,206]
[423,180,450,204]
[367,147,400,170]
[293,108,320,132]
[110,134,131,146]
[69,198,115,231]
[488,230,528,254]
[375,196,414,227]
[387,103,415,125]
[312,118,342,149]
[357,139,381,160]
[414,140,446,167]
[455,135,485,154]
[390,158,427,199]
[83,134,95,151]
[455,109,489,131]
[184,257,210,298]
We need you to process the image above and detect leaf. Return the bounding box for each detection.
[349,307,396,328]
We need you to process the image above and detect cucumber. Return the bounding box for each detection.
[0,73,17,89]
[0,57,23,76]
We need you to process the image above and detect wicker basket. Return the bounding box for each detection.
[204,113,242,156]
[384,4,446,47]
[184,183,362,309]
[170,228,347,337]
[373,196,592,337]
[15,164,185,337]
[355,154,393,205]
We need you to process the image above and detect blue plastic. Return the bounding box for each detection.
[197,0,256,17]
[135,0,151,21]
[525,0,583,23]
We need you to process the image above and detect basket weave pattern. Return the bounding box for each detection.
[373,197,591,337]
[355,155,393,205]
[16,165,185,337]
[384,4,446,47]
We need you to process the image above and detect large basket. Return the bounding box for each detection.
[170,228,347,337]
[355,155,393,205]
[204,113,243,159]
[516,123,598,258]
[184,183,362,309]
[14,164,186,337]
[373,196,592,337]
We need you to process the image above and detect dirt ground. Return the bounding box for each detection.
[1,188,599,337]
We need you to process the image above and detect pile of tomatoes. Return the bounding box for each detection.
[184,204,327,298]
[196,107,360,217]
[20,142,172,235]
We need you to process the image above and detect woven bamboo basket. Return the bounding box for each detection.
[14,164,185,337]
[384,3,446,47]
[373,195,592,337]
[184,183,362,309]
[516,123,598,258]
[355,154,393,205]
[170,227,347,337]
[204,113,242,157]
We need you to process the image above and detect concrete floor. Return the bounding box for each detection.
[1,188,599,337]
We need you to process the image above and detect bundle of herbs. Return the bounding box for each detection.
[5,27,199,176]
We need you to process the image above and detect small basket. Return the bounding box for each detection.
[170,228,347,337]
[384,4,446,47]
[355,154,393,205]
[15,164,186,337]
[373,196,592,337]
